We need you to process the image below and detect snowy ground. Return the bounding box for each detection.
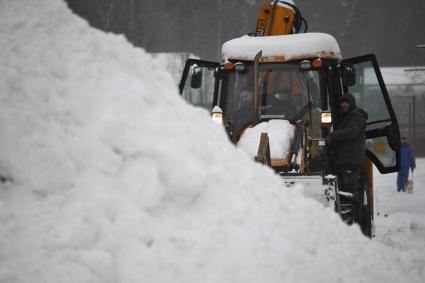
[0,1,424,283]
[374,159,425,272]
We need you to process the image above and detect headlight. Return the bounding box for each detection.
[321,111,332,128]
[212,112,223,123]
[211,106,223,124]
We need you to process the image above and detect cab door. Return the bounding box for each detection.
[179,59,220,111]
[341,54,400,173]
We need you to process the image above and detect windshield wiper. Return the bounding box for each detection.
[290,102,311,124]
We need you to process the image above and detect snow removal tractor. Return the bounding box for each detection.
[178,1,401,237]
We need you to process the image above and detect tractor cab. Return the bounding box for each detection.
[179,33,401,174]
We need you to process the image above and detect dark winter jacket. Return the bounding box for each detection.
[328,93,368,169]
[400,142,415,169]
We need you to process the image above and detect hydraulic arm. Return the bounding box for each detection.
[255,0,308,36]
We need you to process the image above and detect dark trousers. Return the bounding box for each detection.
[397,167,410,192]
[336,167,364,224]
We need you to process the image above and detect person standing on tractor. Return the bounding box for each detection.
[325,93,368,225]
[397,136,416,192]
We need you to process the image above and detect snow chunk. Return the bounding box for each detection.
[238,120,294,160]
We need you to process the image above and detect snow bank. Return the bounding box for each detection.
[151,52,198,84]
[0,0,424,283]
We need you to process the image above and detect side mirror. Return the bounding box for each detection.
[342,64,356,87]
[190,65,202,89]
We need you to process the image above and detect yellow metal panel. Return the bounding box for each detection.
[270,5,295,36]
[271,159,289,167]
[255,3,273,36]
[255,3,295,36]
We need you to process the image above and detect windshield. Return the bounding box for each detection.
[222,62,322,139]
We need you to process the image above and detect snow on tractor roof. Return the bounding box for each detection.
[222,32,342,63]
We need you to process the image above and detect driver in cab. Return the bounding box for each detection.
[262,88,297,119]
[233,87,253,121]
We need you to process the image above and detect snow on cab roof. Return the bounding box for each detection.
[222,32,342,63]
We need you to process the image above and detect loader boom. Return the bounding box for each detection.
[255,0,307,36]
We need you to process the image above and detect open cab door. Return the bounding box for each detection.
[179,59,220,110]
[342,54,400,174]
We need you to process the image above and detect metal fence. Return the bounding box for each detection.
[389,88,425,156]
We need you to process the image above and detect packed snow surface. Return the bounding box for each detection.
[0,0,424,282]
[222,33,342,62]
[374,159,425,259]
[238,120,294,160]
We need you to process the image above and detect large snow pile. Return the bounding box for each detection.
[151,52,198,84]
[0,0,424,282]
